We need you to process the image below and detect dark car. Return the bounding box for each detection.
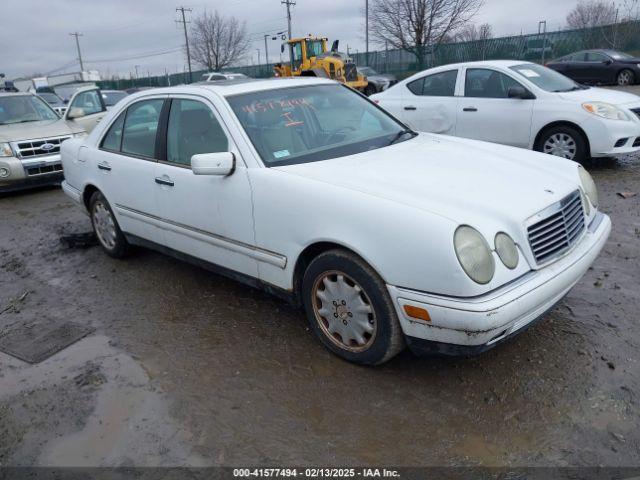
[357,67,397,96]
[546,49,640,86]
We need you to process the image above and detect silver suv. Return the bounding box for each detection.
[0,87,107,192]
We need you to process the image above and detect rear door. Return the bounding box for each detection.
[399,69,460,134]
[92,97,167,241]
[455,67,534,148]
[64,87,108,132]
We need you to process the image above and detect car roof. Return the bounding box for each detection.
[0,92,33,98]
[138,77,335,97]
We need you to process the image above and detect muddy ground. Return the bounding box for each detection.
[0,154,639,467]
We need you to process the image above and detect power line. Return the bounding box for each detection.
[176,6,193,83]
[69,32,84,71]
[85,46,184,63]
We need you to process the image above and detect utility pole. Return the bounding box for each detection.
[365,0,369,66]
[256,49,261,66]
[176,6,193,83]
[69,32,84,71]
[281,0,295,40]
[538,20,547,63]
[264,34,270,65]
[134,65,140,79]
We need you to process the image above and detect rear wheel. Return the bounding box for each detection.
[617,69,634,86]
[301,249,405,365]
[535,125,588,162]
[89,191,129,258]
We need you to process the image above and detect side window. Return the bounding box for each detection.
[586,52,608,62]
[70,90,104,115]
[101,111,126,151]
[570,52,587,62]
[121,99,164,158]
[407,70,457,96]
[465,69,522,99]
[166,99,229,167]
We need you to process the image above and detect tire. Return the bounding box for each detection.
[535,125,588,162]
[301,249,405,365]
[89,190,129,258]
[617,69,634,86]
[364,84,377,96]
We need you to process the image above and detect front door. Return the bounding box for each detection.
[455,67,534,148]
[400,69,460,134]
[64,87,108,132]
[154,96,258,278]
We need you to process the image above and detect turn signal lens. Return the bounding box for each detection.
[403,305,431,322]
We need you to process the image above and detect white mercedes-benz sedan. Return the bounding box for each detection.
[60,77,611,365]
[371,60,640,162]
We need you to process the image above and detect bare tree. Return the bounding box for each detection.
[455,22,492,60]
[370,0,484,68]
[455,22,492,42]
[189,11,250,71]
[566,0,616,29]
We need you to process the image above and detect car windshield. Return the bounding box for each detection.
[102,91,128,106]
[510,63,587,92]
[227,84,414,166]
[38,93,63,105]
[359,67,377,76]
[608,50,634,60]
[0,95,59,125]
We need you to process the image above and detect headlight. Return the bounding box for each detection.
[494,233,519,269]
[454,226,495,284]
[578,166,598,208]
[0,142,13,157]
[582,102,630,121]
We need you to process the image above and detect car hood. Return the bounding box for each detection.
[275,134,580,228]
[0,119,80,143]
[557,86,640,106]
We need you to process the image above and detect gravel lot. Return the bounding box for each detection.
[0,149,639,467]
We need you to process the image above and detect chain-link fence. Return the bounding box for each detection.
[97,20,640,90]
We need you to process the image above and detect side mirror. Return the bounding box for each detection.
[507,86,533,99]
[67,107,86,119]
[604,59,612,65]
[191,152,235,176]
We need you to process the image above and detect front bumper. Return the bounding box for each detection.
[0,154,64,192]
[388,211,611,355]
[582,114,640,157]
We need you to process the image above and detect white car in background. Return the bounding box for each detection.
[372,60,640,162]
[61,78,609,365]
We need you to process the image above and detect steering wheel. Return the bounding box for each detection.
[324,126,356,145]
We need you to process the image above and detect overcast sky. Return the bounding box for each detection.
[2,0,575,80]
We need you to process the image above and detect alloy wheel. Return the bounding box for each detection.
[311,270,377,352]
[618,70,633,86]
[92,201,117,250]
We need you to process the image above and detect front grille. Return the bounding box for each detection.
[26,163,63,176]
[14,136,71,159]
[527,190,586,265]
[344,62,357,82]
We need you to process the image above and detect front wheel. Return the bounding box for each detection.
[301,249,405,365]
[535,126,588,162]
[89,190,129,258]
[617,69,634,86]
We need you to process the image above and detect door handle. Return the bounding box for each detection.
[97,162,111,171]
[404,106,417,111]
[155,176,174,187]
[463,107,478,112]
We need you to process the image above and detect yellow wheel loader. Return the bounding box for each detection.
[274,37,368,91]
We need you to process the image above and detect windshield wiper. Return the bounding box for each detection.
[388,128,417,145]
[1,119,41,125]
[554,85,588,92]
